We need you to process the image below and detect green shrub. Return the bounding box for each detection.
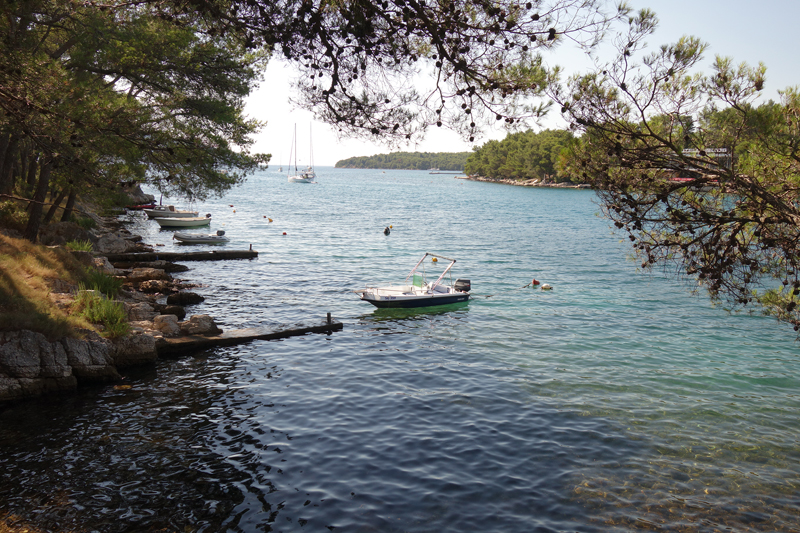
[66,239,93,252]
[74,216,97,230]
[0,201,27,232]
[73,288,130,339]
[84,269,123,297]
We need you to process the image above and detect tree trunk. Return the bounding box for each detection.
[25,153,38,196]
[43,187,68,224]
[61,187,77,222]
[0,134,19,196]
[23,160,52,242]
[0,133,9,193]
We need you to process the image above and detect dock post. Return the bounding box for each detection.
[327,312,331,325]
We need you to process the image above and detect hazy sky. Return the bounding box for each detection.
[244,0,800,166]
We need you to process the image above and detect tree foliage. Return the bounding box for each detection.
[551,9,800,331]
[0,0,268,240]
[171,0,627,144]
[464,129,574,180]
[335,151,469,170]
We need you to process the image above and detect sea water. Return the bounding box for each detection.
[1,168,798,532]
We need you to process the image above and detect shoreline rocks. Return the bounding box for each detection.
[0,211,222,404]
[464,175,592,188]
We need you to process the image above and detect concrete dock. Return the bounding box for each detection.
[157,318,344,356]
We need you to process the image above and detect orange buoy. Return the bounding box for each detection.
[282,232,287,235]
[532,279,540,286]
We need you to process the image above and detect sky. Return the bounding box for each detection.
[243,0,800,166]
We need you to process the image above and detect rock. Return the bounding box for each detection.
[61,332,120,383]
[93,256,121,275]
[127,268,170,283]
[167,291,205,306]
[122,183,155,205]
[136,280,174,294]
[111,333,158,367]
[179,315,222,336]
[0,331,79,402]
[125,302,158,321]
[17,376,77,398]
[0,330,70,379]
[95,233,139,254]
[162,305,186,320]
[69,250,95,266]
[0,377,23,402]
[118,288,158,304]
[38,222,96,247]
[154,315,181,337]
[49,277,77,294]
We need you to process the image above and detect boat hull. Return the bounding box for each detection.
[155,217,211,228]
[173,231,228,244]
[361,292,470,308]
[143,207,198,218]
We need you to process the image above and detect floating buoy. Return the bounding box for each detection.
[432,257,438,262]
[263,215,266,218]
[229,204,234,207]
[383,227,390,235]
[268,218,273,222]
[532,279,540,286]
[541,283,553,291]
[282,232,287,235]
[390,225,393,229]
[233,210,236,213]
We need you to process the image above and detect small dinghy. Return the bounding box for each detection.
[173,230,229,244]
[155,215,211,228]
[354,253,471,308]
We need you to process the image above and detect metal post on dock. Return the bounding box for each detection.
[327,312,331,324]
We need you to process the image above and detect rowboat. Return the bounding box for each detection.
[173,230,229,244]
[354,253,471,308]
[155,216,211,228]
[143,205,199,218]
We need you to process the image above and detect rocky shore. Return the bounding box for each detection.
[463,175,592,188]
[0,189,225,403]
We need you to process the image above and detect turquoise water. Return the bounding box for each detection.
[1,168,799,532]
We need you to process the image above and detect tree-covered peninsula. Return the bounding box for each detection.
[335,152,470,170]
[464,129,575,182]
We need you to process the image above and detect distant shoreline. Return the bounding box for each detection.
[461,175,592,189]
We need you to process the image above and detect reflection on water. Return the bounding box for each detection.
[2,169,800,532]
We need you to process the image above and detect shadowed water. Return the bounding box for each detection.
[1,168,799,532]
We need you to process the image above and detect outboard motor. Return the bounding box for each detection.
[454,279,471,293]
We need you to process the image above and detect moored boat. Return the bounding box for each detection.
[126,203,157,211]
[354,253,471,308]
[287,124,316,183]
[155,215,211,228]
[143,205,199,218]
[173,230,229,244]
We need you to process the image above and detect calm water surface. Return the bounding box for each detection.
[1,168,799,532]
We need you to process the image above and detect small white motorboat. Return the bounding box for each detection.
[173,230,229,244]
[155,215,211,228]
[354,253,471,308]
[143,205,198,218]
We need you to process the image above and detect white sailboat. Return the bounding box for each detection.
[288,124,316,183]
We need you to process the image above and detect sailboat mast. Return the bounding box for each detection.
[309,124,314,170]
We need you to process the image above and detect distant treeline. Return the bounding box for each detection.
[335,151,470,170]
[465,129,576,182]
